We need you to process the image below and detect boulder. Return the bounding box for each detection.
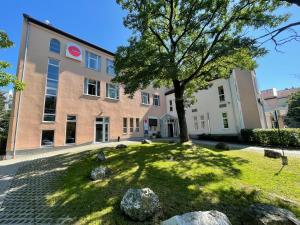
[264,149,282,159]
[120,188,160,221]
[246,204,300,225]
[97,151,106,161]
[161,211,232,225]
[116,144,127,149]
[90,166,111,180]
[141,139,152,144]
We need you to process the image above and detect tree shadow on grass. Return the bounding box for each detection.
[1,143,297,225]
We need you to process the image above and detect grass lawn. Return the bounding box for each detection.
[47,143,300,225]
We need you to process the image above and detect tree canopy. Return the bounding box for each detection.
[0,31,24,91]
[113,0,290,142]
[285,91,300,128]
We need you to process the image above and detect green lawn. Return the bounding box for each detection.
[47,143,300,225]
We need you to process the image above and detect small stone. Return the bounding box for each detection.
[245,204,300,225]
[141,139,152,144]
[161,210,232,225]
[116,144,127,149]
[120,188,160,221]
[90,166,111,181]
[97,151,106,161]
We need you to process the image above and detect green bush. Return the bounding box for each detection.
[241,128,300,148]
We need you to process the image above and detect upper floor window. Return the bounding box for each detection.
[222,112,229,128]
[84,78,100,96]
[49,39,60,54]
[169,100,173,112]
[106,59,115,76]
[141,92,150,105]
[106,83,119,100]
[218,86,225,102]
[85,51,101,71]
[153,94,160,106]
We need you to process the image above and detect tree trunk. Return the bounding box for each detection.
[173,81,189,143]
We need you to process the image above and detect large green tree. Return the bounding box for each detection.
[285,91,300,127]
[0,31,24,90]
[113,0,288,142]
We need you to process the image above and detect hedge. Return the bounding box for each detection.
[197,133,240,142]
[241,128,300,148]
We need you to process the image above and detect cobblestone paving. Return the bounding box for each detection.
[0,157,73,224]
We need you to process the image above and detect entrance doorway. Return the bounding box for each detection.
[95,117,109,143]
[168,123,174,137]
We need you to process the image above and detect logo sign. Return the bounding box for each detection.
[66,43,82,61]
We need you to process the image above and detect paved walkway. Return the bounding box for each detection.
[0,141,138,224]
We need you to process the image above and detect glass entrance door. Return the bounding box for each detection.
[95,117,109,142]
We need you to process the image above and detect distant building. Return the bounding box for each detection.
[3,90,13,111]
[166,69,267,137]
[261,87,300,128]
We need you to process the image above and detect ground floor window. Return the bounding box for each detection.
[135,118,140,132]
[193,116,198,131]
[200,115,205,129]
[123,118,127,134]
[66,115,76,144]
[130,118,134,133]
[222,112,229,128]
[41,130,54,146]
[149,118,158,132]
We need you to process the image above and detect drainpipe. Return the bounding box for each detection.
[12,19,30,159]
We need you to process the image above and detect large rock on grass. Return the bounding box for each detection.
[116,144,127,149]
[97,151,106,161]
[246,204,300,225]
[120,188,160,221]
[161,211,232,225]
[141,139,152,144]
[90,166,111,181]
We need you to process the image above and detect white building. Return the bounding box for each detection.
[166,69,267,137]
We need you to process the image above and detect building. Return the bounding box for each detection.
[3,90,13,111]
[261,87,299,128]
[7,14,179,152]
[166,69,267,137]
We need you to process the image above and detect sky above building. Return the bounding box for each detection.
[0,0,299,93]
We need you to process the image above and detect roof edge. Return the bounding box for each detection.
[23,14,115,56]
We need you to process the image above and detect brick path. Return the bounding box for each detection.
[0,141,138,225]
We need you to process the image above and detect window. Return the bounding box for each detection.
[169,100,173,112]
[149,118,158,131]
[153,94,160,106]
[141,92,150,105]
[66,115,76,144]
[106,83,119,99]
[85,51,101,71]
[135,118,140,132]
[193,116,199,131]
[123,118,127,134]
[84,78,100,96]
[106,59,115,76]
[218,86,225,102]
[130,118,134,133]
[222,112,229,128]
[49,39,60,54]
[41,130,54,146]
[192,109,197,113]
[43,59,59,122]
[200,115,205,129]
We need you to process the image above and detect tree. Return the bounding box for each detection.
[0,31,24,90]
[113,0,288,142]
[285,91,300,127]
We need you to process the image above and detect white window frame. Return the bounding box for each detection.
[169,100,173,112]
[218,86,225,102]
[123,118,127,134]
[141,92,150,105]
[130,118,134,133]
[153,94,160,106]
[84,78,100,96]
[193,116,199,131]
[106,83,119,100]
[106,59,115,76]
[135,118,140,132]
[222,112,229,128]
[86,51,101,71]
[200,115,205,129]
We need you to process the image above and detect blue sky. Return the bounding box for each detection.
[0,0,299,92]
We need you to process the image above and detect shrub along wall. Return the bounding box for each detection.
[241,128,300,148]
